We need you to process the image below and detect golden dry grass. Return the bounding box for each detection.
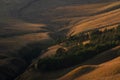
[67,2,120,36]
[59,65,98,80]
[68,9,120,36]
[40,45,62,58]
[1,0,120,80]
[58,46,120,80]
[75,57,120,80]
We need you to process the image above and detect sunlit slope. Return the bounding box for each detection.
[68,2,120,36]
[59,46,120,80]
[16,46,120,80]
[0,0,120,80]
[2,0,119,63]
[76,57,120,80]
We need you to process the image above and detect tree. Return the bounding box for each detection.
[56,48,66,57]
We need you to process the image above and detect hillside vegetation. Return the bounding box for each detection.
[16,25,120,80]
[34,25,120,71]
[0,0,120,80]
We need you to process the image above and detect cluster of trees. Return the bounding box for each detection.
[36,25,120,71]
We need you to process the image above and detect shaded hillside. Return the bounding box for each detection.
[16,24,120,80]
[0,0,120,80]
[0,0,118,20]
[59,46,120,80]
[17,0,119,22]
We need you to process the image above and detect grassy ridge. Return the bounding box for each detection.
[36,25,120,71]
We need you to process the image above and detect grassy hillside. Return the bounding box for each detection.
[16,24,120,80]
[0,0,120,80]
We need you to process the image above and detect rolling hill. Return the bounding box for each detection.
[0,0,120,80]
